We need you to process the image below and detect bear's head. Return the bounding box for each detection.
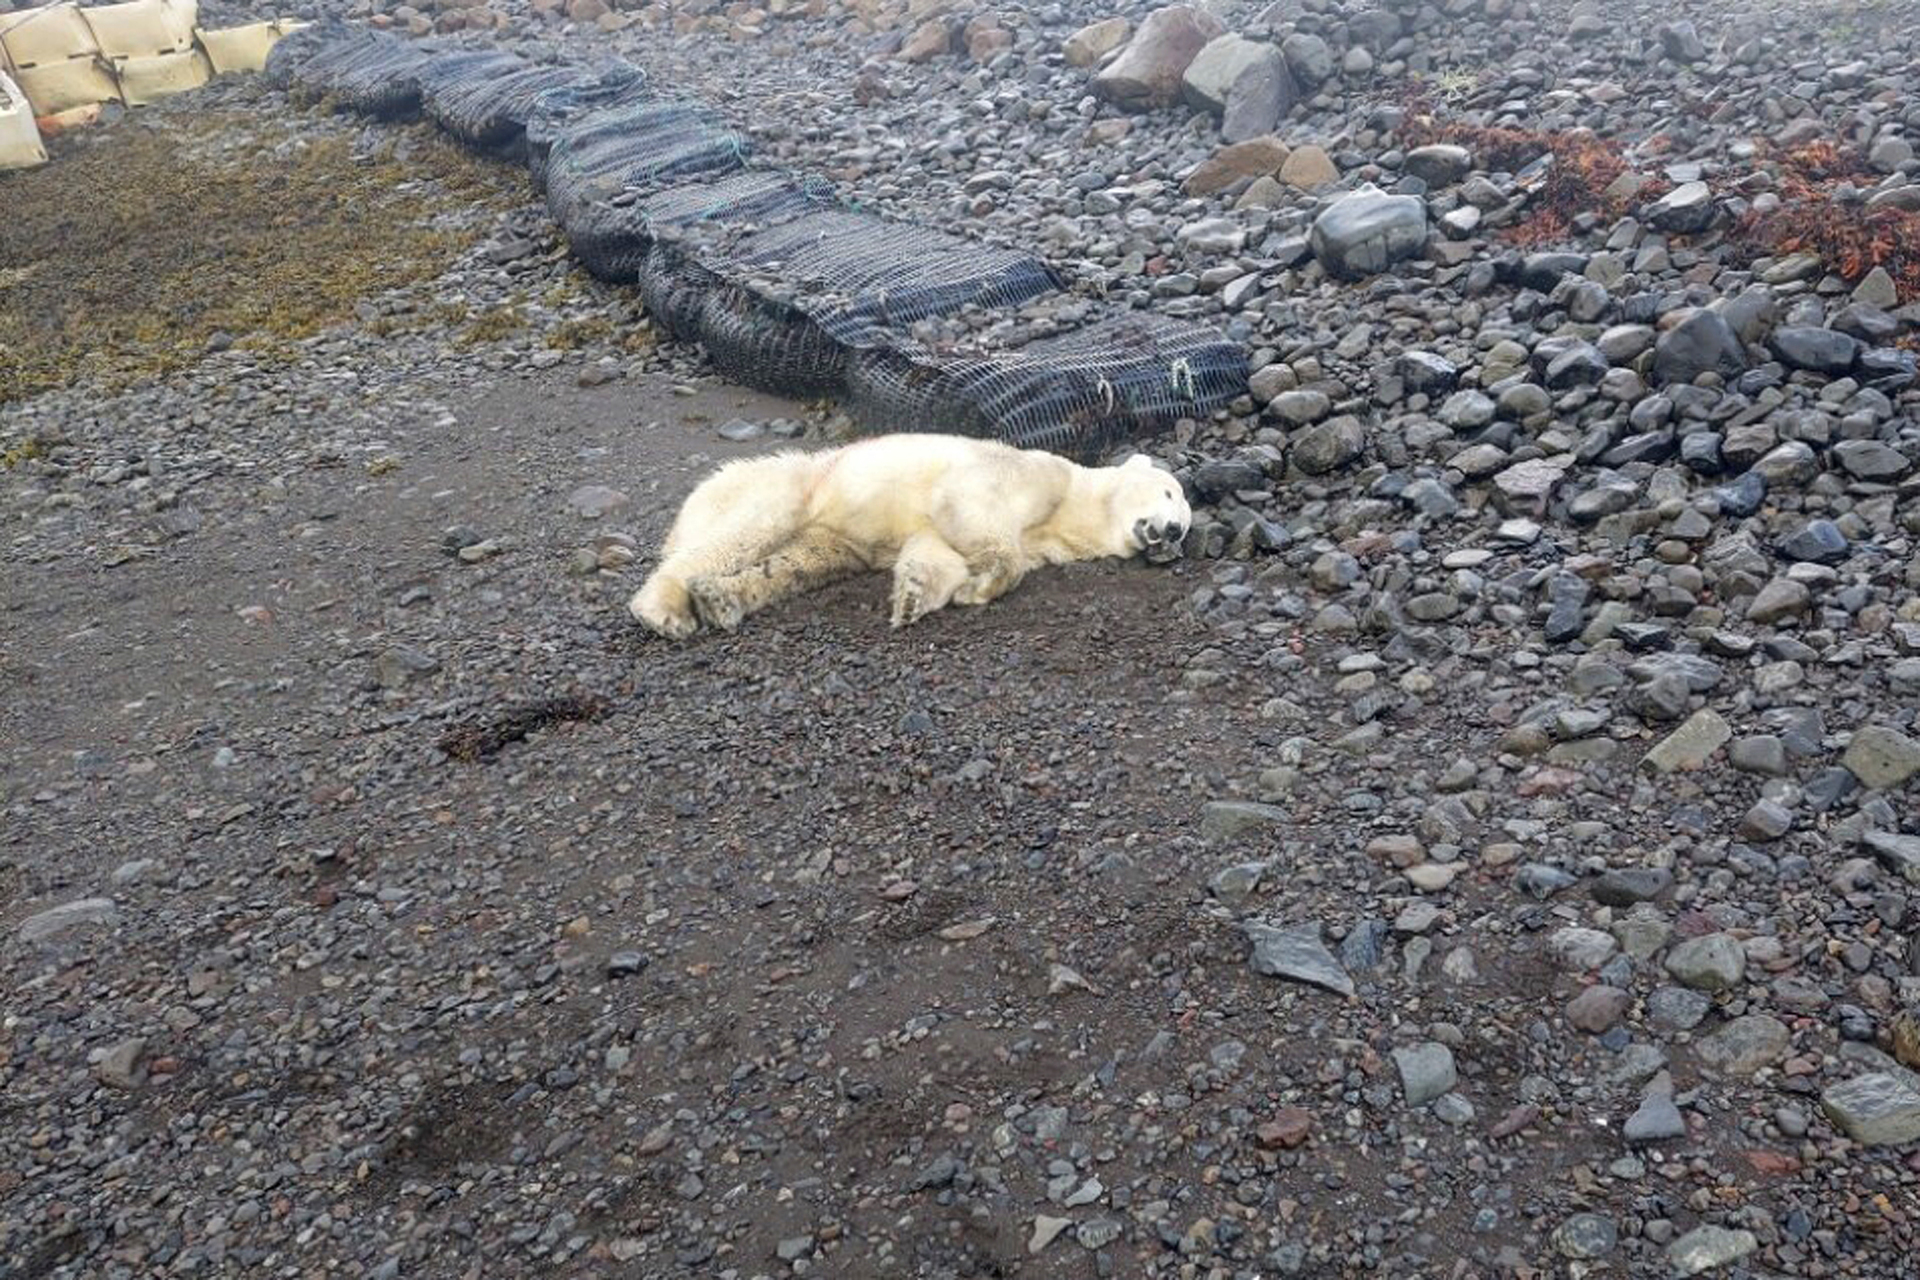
[1108,454,1192,555]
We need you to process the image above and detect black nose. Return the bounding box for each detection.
[1164,522,1184,541]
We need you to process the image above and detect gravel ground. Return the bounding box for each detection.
[6,0,1920,1276]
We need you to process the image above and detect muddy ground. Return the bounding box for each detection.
[4,81,1916,1280]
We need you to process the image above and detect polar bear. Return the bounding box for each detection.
[629,433,1191,637]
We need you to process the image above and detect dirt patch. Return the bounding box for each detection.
[369,1078,523,1189]
[438,691,612,762]
[0,107,522,405]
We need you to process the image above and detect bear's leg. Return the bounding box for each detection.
[690,527,868,630]
[890,532,970,628]
[930,497,1034,607]
[628,457,812,638]
[947,537,1033,607]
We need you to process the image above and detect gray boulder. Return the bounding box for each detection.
[1770,326,1861,375]
[1290,416,1366,474]
[1652,309,1748,384]
[1181,34,1275,113]
[1309,184,1428,278]
[1219,48,1296,142]
[1658,20,1706,62]
[1063,16,1130,68]
[1091,5,1225,111]
[1280,32,1333,86]
[1645,181,1715,233]
[1403,144,1472,188]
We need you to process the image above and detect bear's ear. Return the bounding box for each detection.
[1123,453,1152,470]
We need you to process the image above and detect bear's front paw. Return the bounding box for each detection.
[687,579,745,632]
[954,564,1014,606]
[950,573,991,606]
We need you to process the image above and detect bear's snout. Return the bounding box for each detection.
[1134,517,1186,551]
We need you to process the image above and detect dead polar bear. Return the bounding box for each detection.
[629,433,1191,637]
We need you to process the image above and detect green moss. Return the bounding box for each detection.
[0,111,523,405]
[1,437,49,469]
[546,317,616,350]
[458,304,526,347]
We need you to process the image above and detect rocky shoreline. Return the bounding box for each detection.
[4,0,1920,1277]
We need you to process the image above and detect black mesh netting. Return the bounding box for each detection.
[267,25,1253,461]
[565,171,835,284]
[636,242,722,341]
[660,208,1063,396]
[843,315,1249,461]
[424,57,587,152]
[522,61,648,188]
[542,100,749,232]
[695,282,855,397]
[285,29,443,118]
[262,19,341,89]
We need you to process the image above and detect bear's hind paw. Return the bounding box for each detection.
[687,579,745,632]
[630,588,699,640]
[891,578,945,629]
[888,583,922,629]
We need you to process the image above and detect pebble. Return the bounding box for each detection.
[1547,926,1618,972]
[1642,709,1731,773]
[1243,921,1354,997]
[566,483,629,518]
[1648,986,1713,1032]
[1392,1042,1458,1107]
[1843,726,1920,790]
[1820,1073,1920,1146]
[1696,1015,1791,1077]
[1565,985,1632,1034]
[1665,934,1747,992]
[1552,1213,1618,1260]
[1625,1091,1687,1145]
[1201,799,1287,841]
[17,898,119,943]
[1668,1225,1758,1276]
[94,1037,148,1089]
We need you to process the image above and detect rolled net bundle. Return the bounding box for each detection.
[523,60,647,188]
[566,170,834,284]
[636,241,722,341]
[682,208,1064,397]
[423,56,586,151]
[286,28,439,118]
[637,169,840,230]
[542,98,748,231]
[276,26,388,97]
[695,279,858,397]
[844,314,1249,461]
[261,17,342,89]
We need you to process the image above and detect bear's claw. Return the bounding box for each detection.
[889,574,929,629]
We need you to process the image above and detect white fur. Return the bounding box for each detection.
[629,433,1191,637]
